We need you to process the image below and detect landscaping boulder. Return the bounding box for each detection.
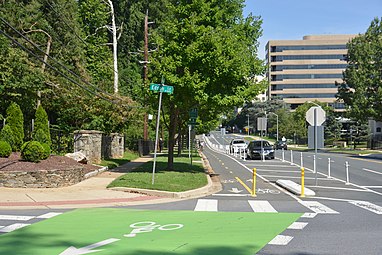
[65,151,88,164]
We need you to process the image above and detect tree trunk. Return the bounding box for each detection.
[177,120,182,156]
[167,106,179,170]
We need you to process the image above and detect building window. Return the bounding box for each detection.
[377,127,381,133]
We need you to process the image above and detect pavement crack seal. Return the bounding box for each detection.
[25,194,37,202]
[172,243,189,251]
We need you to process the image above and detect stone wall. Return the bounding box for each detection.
[108,133,125,158]
[0,167,84,188]
[74,130,103,164]
[74,130,125,162]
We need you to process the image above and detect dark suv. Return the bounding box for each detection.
[247,140,275,160]
[274,140,287,150]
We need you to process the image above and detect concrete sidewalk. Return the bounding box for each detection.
[0,154,220,209]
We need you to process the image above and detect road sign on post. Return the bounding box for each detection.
[257,117,267,131]
[150,83,174,94]
[306,107,325,126]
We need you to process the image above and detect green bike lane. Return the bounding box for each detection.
[0,208,301,255]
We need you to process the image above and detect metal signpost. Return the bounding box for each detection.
[306,106,326,185]
[151,78,174,185]
[257,117,267,162]
[188,108,198,165]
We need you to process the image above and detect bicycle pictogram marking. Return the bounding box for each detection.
[124,221,184,238]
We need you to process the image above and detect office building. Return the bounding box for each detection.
[265,34,356,110]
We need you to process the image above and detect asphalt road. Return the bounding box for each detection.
[1,131,381,254]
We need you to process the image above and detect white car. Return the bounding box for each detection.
[229,139,247,153]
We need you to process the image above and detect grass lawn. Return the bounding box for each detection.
[100,150,139,169]
[107,153,208,192]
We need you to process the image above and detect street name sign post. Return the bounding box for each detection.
[306,106,326,186]
[151,78,174,185]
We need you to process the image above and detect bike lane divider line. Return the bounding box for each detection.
[0,208,303,255]
[194,199,218,211]
[235,177,253,195]
[248,201,278,213]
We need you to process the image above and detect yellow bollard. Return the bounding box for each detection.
[301,167,305,197]
[252,168,257,197]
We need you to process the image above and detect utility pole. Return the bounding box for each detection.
[143,10,149,141]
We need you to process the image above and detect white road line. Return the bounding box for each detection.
[36,212,62,219]
[254,169,301,173]
[248,200,277,213]
[362,186,382,188]
[299,201,339,214]
[268,235,293,245]
[194,199,218,211]
[0,223,30,233]
[0,215,34,221]
[349,201,382,215]
[211,193,251,197]
[244,164,293,168]
[305,186,368,192]
[287,222,308,230]
[301,213,317,218]
[363,168,382,175]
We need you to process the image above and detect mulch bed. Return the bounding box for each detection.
[0,152,101,175]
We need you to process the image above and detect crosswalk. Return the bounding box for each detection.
[193,198,382,215]
[0,212,62,233]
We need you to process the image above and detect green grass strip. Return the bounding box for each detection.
[108,154,207,192]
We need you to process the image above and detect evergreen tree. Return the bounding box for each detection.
[5,102,24,151]
[32,105,51,146]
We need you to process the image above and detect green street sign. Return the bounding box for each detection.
[149,84,174,94]
[189,108,198,118]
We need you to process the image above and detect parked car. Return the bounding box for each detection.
[274,140,287,150]
[229,139,247,153]
[247,140,275,160]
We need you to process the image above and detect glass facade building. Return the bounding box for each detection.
[266,35,356,110]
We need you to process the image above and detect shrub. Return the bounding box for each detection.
[21,141,45,163]
[6,102,24,151]
[32,105,51,146]
[0,125,16,151]
[40,143,51,160]
[0,141,12,158]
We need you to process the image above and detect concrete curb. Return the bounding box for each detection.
[109,151,222,199]
[276,179,315,197]
[84,165,109,179]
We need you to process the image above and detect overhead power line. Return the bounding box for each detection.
[46,1,119,76]
[0,27,118,104]
[0,17,119,100]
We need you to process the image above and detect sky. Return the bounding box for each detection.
[244,0,382,59]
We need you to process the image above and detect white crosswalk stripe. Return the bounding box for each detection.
[268,235,293,245]
[299,201,339,214]
[194,199,218,211]
[36,212,62,219]
[349,201,382,215]
[0,215,35,221]
[0,223,30,233]
[287,222,308,230]
[248,200,277,213]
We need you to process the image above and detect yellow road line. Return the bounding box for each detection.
[235,177,253,195]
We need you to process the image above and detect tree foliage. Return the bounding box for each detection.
[337,17,382,121]
[32,105,51,146]
[5,102,24,150]
[149,0,265,168]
